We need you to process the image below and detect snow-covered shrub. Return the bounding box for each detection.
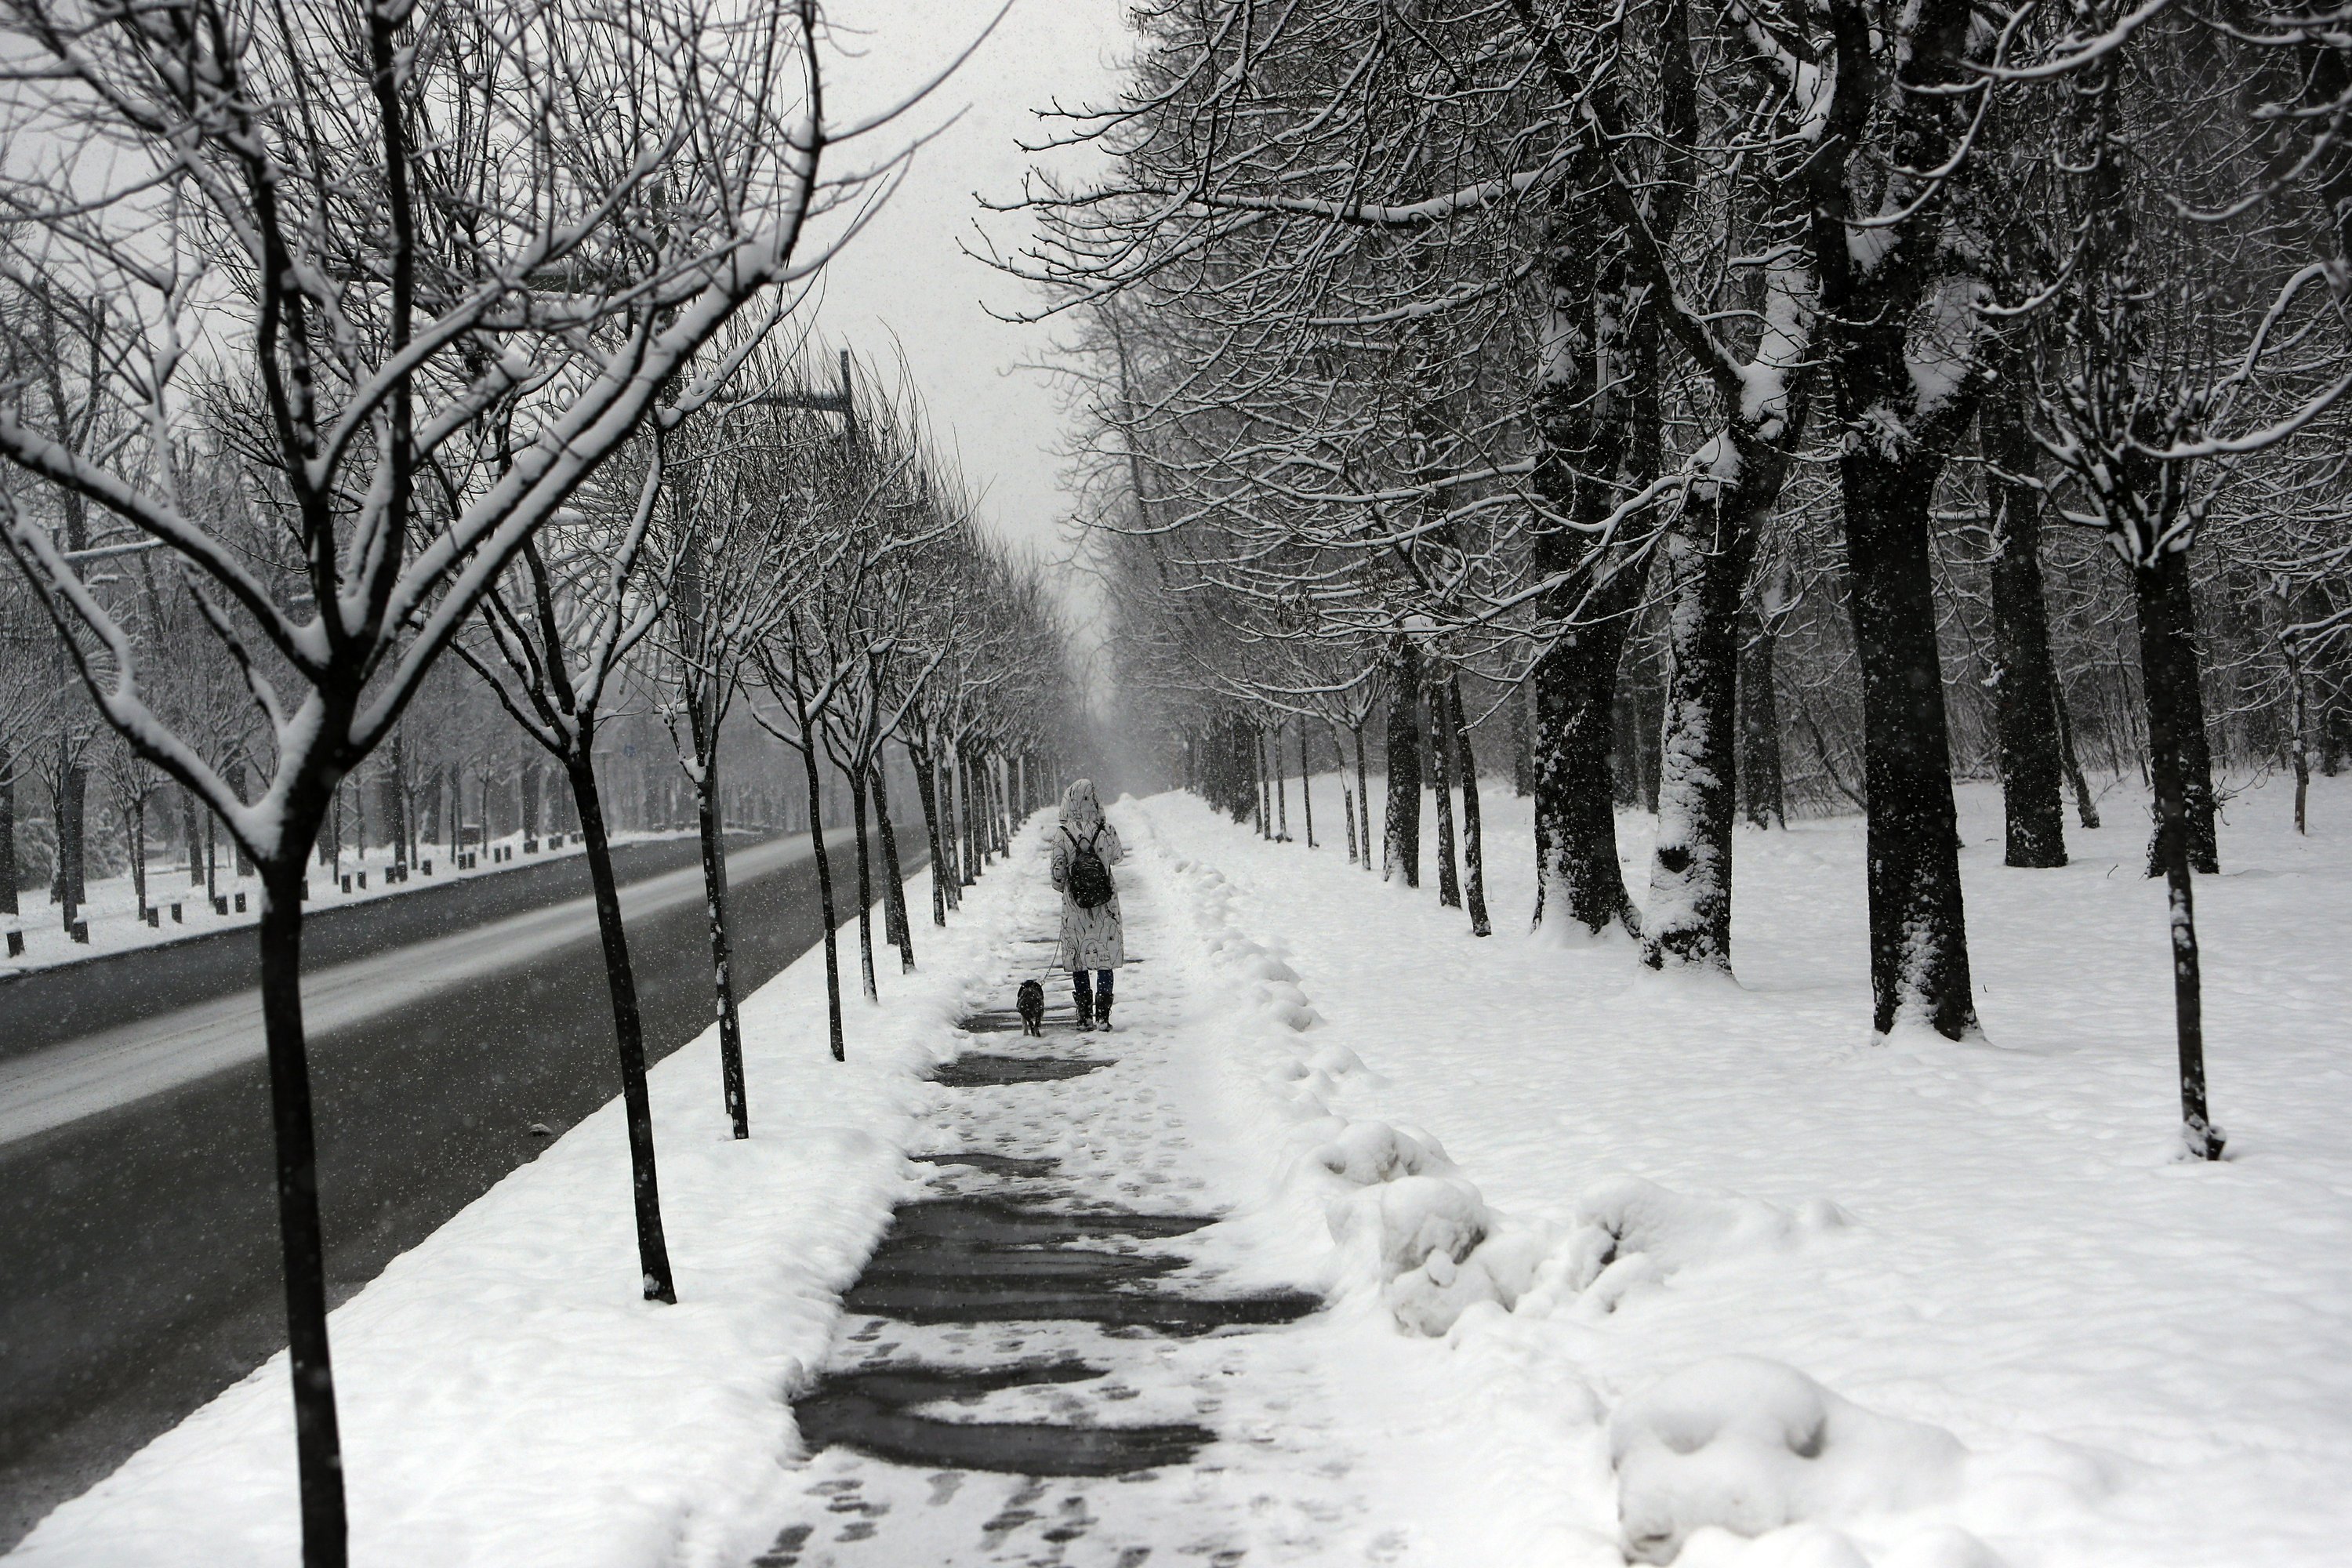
[1610,1356,1965,1564]
[1564,1175,1851,1316]
[1312,1119,1448,1185]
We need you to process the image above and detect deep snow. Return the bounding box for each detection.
[12,773,2350,1567]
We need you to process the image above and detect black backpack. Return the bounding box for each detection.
[1064,825,1116,909]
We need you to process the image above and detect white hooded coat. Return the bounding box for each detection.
[1049,779,1126,970]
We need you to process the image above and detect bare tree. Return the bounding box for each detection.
[0,0,858,1555]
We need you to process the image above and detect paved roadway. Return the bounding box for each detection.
[0,826,892,1549]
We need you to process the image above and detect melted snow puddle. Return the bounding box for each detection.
[747,895,1385,1566]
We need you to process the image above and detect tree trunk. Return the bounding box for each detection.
[1511,686,1534,797]
[1270,720,1287,839]
[2285,630,2312,834]
[1532,619,1643,935]
[1842,450,1978,1038]
[1644,503,1755,971]
[385,734,412,870]
[2052,678,2101,828]
[913,745,949,924]
[873,760,914,965]
[1982,376,2069,868]
[231,762,253,877]
[688,706,748,1137]
[849,761,878,1002]
[1384,641,1422,887]
[1329,720,1357,863]
[255,860,347,1568]
[56,757,85,927]
[2140,550,2219,875]
[519,764,539,846]
[1428,672,1462,909]
[0,753,15,918]
[183,788,202,885]
[1298,721,1316,848]
[566,753,676,1301]
[1738,612,1786,829]
[127,794,148,913]
[1443,674,1491,936]
[1255,726,1270,837]
[1353,721,1374,873]
[959,748,980,884]
[2132,559,2224,1160]
[797,737,846,1062]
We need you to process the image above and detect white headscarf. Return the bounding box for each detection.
[1061,777,1104,834]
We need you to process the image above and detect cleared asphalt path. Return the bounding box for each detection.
[0,826,900,1548]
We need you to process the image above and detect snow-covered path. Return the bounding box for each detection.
[746,834,1400,1565]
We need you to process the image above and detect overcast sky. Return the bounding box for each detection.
[805,1,1134,586]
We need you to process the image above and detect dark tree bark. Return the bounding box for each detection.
[686,702,748,1136]
[1510,686,1534,797]
[1255,725,1270,837]
[1,753,16,918]
[125,792,147,913]
[566,752,676,1301]
[873,760,915,964]
[1329,718,1359,862]
[1428,671,1461,909]
[959,749,981,884]
[55,757,85,927]
[183,787,203,884]
[1813,0,1980,1040]
[2052,679,2101,827]
[1738,611,1786,829]
[1981,373,2069,867]
[1384,641,1422,886]
[1353,720,1373,873]
[1645,479,1768,971]
[1841,449,1978,1036]
[2140,551,2219,876]
[789,693,847,1061]
[1533,620,1644,935]
[2132,558,2224,1160]
[1442,674,1491,935]
[1274,718,1290,840]
[1520,56,1679,941]
[848,761,878,1001]
[255,860,345,1563]
[1299,721,1316,848]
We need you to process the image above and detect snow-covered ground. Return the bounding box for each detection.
[0,828,694,978]
[14,774,2348,1567]
[1135,769,2352,1567]
[9,859,1009,1567]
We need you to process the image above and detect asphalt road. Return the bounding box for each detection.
[0,825,897,1549]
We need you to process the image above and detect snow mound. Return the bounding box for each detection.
[1565,1174,1850,1316]
[1611,1356,1966,1564]
[1312,1119,1450,1185]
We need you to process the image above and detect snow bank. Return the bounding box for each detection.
[11,848,1038,1568]
[1144,826,1543,1338]
[1611,1356,1965,1563]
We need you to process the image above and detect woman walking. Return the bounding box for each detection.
[1050,779,1125,1030]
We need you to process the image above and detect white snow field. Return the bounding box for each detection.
[11,775,2350,1567]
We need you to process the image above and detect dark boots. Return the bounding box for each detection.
[1072,967,1114,1031]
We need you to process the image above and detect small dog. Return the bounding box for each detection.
[1015,978,1046,1037]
